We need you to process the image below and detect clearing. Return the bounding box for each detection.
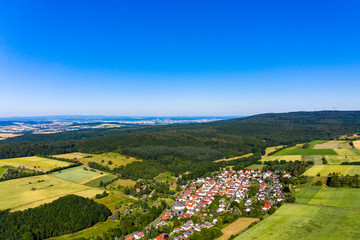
[0,175,102,211]
[214,153,254,163]
[235,204,360,240]
[51,166,101,183]
[216,217,259,240]
[154,172,177,182]
[302,165,360,176]
[0,156,71,172]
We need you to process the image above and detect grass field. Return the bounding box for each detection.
[273,147,337,156]
[0,156,71,172]
[54,152,139,169]
[107,178,136,188]
[245,164,264,170]
[334,148,360,156]
[235,204,360,240]
[154,171,177,182]
[262,145,284,158]
[84,174,118,188]
[214,153,254,163]
[303,165,360,176]
[0,175,102,211]
[295,187,321,204]
[324,155,360,164]
[94,192,134,212]
[261,155,302,162]
[303,155,322,164]
[216,218,259,240]
[51,166,101,183]
[50,219,118,240]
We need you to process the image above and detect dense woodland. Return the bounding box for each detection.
[0,195,111,240]
[1,111,360,180]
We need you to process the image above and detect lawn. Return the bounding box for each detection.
[235,204,360,240]
[0,156,71,172]
[261,155,302,162]
[51,166,101,183]
[84,174,118,188]
[302,165,360,176]
[49,219,118,240]
[0,175,102,211]
[273,147,337,156]
[217,218,259,240]
[54,152,139,170]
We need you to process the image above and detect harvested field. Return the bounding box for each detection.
[0,156,71,172]
[214,153,253,163]
[325,155,360,164]
[51,166,101,183]
[313,140,351,149]
[53,152,89,160]
[216,218,259,240]
[235,204,360,240]
[261,155,302,162]
[0,175,102,211]
[262,145,284,158]
[302,165,360,176]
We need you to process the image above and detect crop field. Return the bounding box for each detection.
[217,218,259,240]
[154,171,177,182]
[53,152,89,159]
[0,175,102,211]
[262,145,284,158]
[324,155,360,164]
[302,165,360,176]
[313,140,351,149]
[107,178,136,188]
[214,153,253,163]
[353,140,360,149]
[54,152,139,169]
[235,204,360,240]
[84,174,118,188]
[0,156,71,172]
[303,155,322,164]
[296,187,360,208]
[261,155,302,162]
[51,166,101,183]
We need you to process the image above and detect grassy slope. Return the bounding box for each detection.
[235,204,360,240]
[84,174,118,188]
[0,175,102,211]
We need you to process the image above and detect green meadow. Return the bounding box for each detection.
[51,166,101,183]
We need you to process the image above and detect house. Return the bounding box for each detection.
[134,232,144,239]
[125,235,134,240]
[262,200,271,211]
[181,220,194,231]
[154,233,169,240]
[184,229,194,238]
[194,223,202,231]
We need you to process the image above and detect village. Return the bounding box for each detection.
[124,169,288,240]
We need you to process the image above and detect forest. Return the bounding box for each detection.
[0,195,111,240]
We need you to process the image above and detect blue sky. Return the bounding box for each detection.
[0,1,359,117]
